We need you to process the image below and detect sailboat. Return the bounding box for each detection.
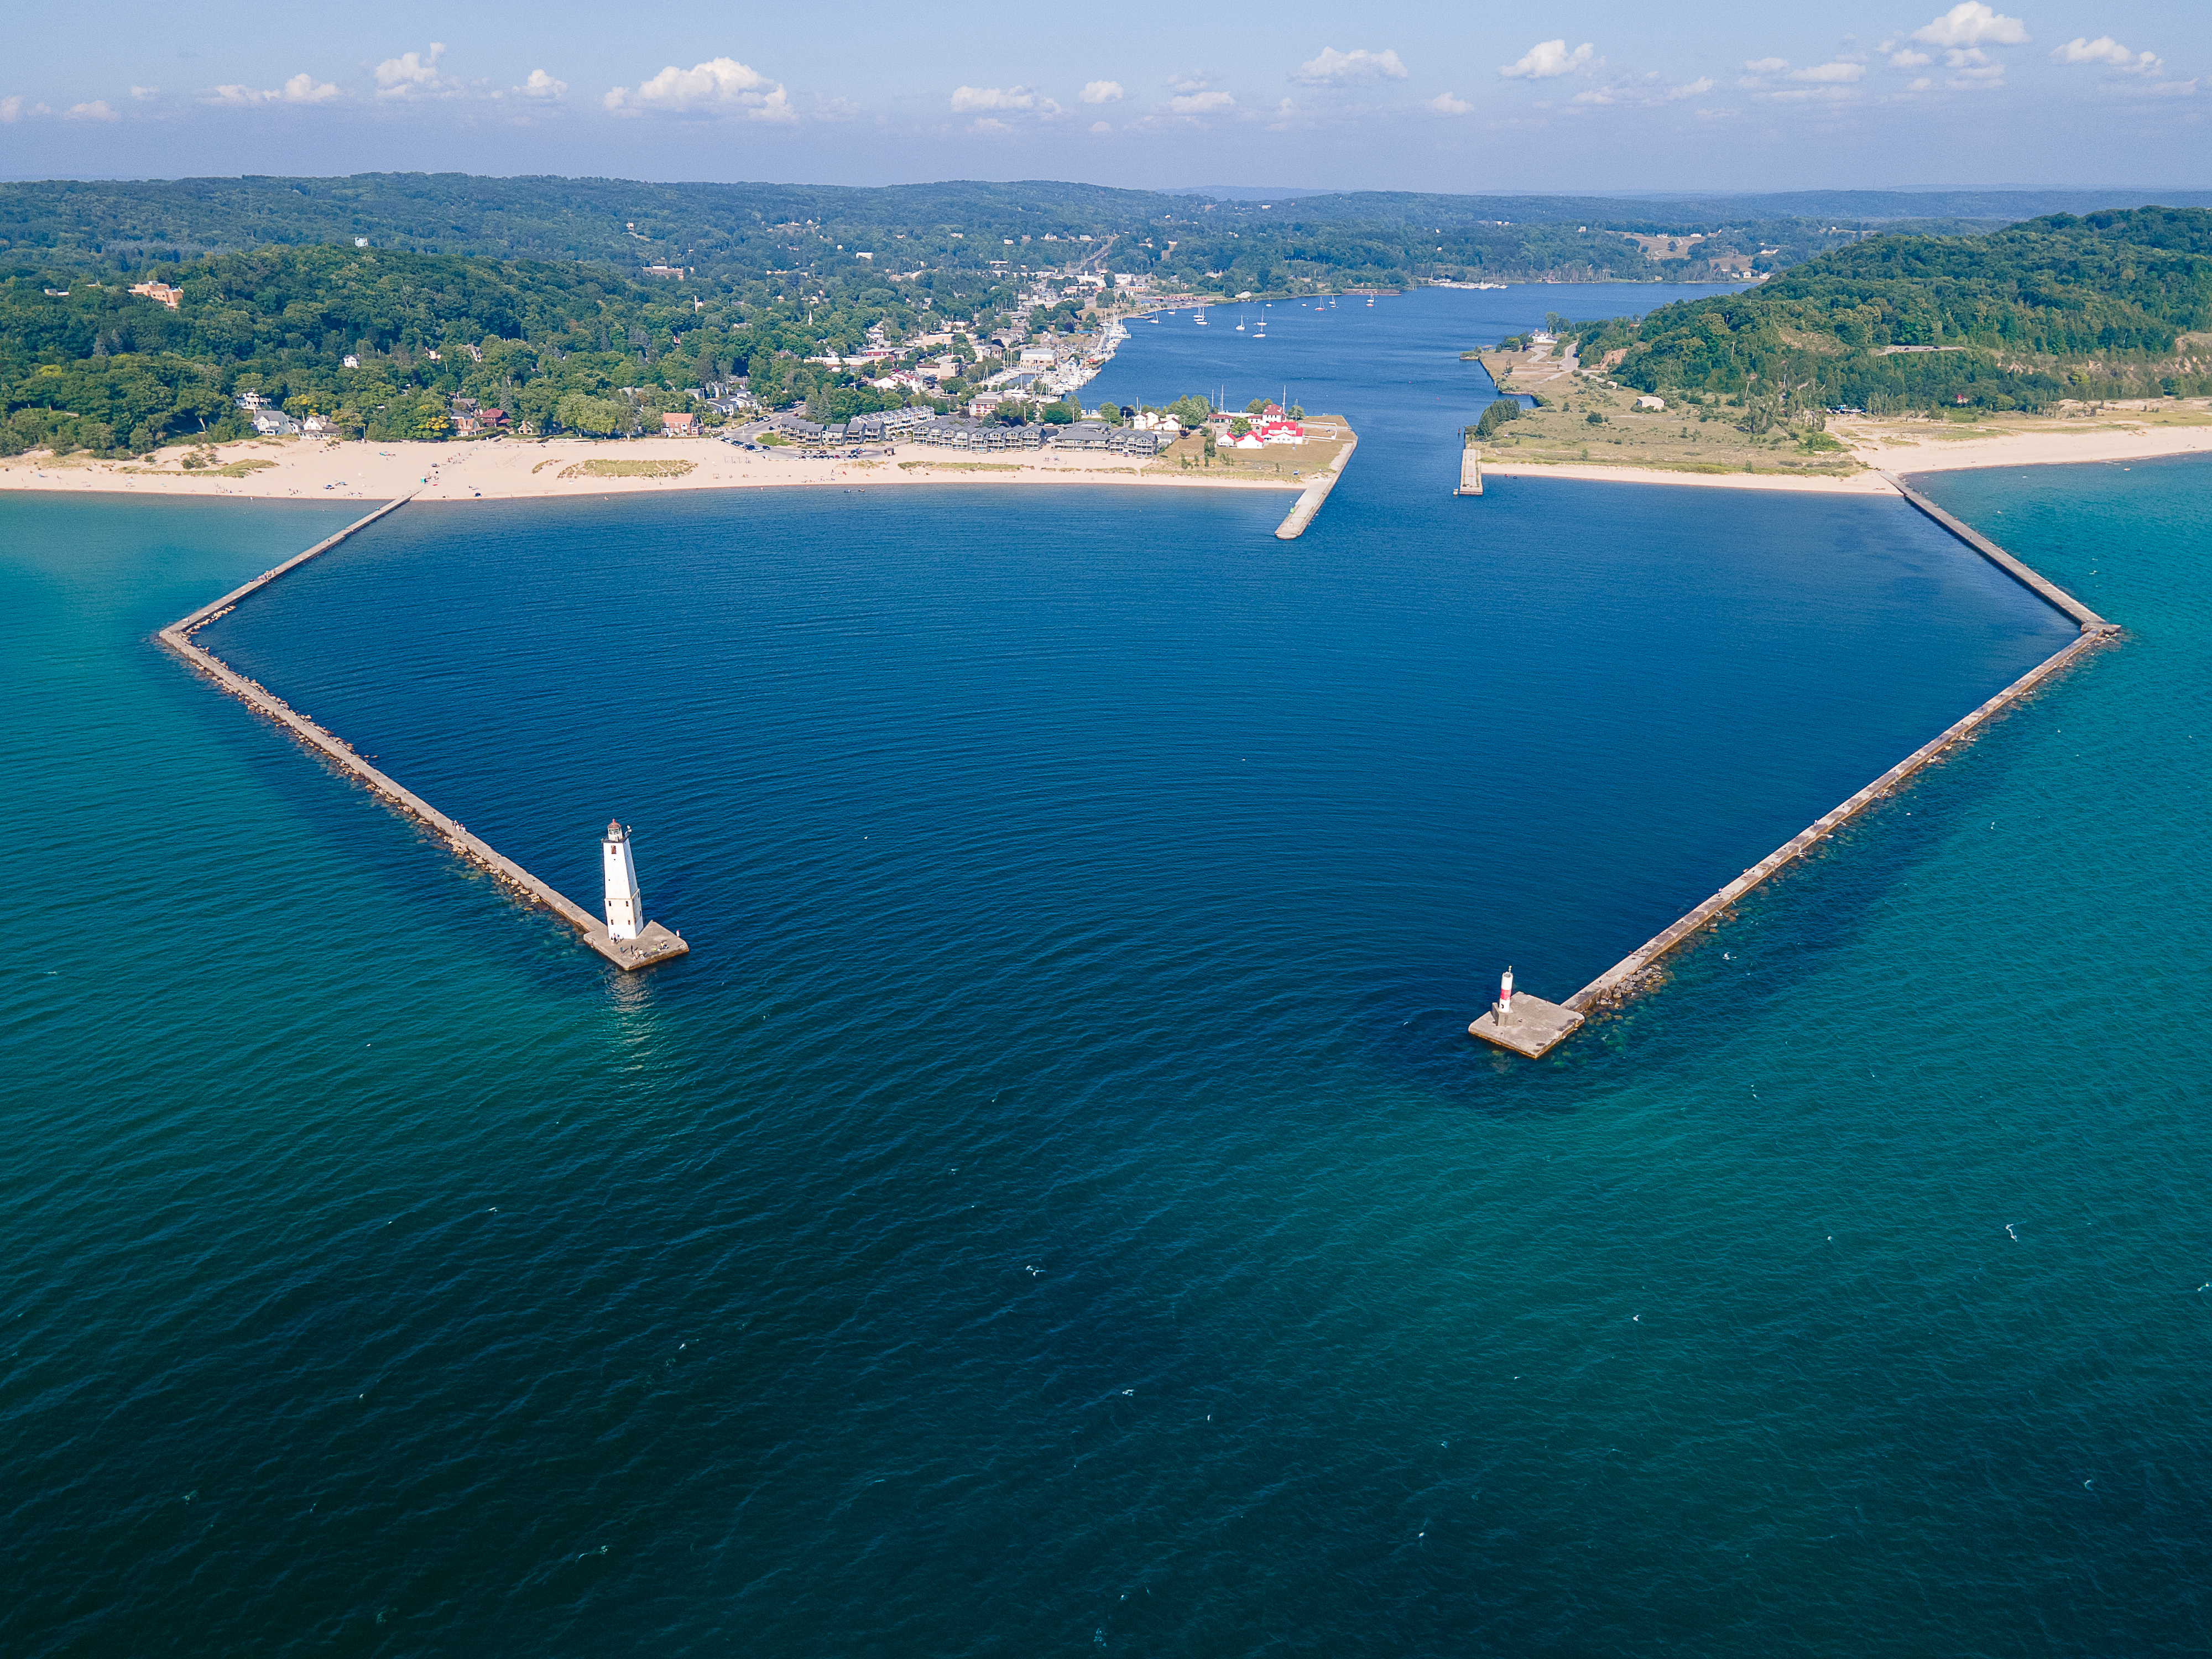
[1235,307,1246,332]
[1254,303,1267,338]
[1194,306,1208,326]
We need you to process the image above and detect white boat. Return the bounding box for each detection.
[1194,309,1208,326]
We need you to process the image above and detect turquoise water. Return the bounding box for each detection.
[5,289,2210,1656]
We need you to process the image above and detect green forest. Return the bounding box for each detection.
[0,173,1893,300]
[3,174,1875,458]
[0,241,957,456]
[8,177,2209,456]
[1571,208,2212,413]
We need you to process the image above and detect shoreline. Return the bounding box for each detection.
[13,407,2199,509]
[1483,410,2212,494]
[0,434,1314,504]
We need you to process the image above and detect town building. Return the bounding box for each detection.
[128,281,182,310]
[843,408,930,443]
[910,417,1047,452]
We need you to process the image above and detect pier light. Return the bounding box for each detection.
[602,819,644,942]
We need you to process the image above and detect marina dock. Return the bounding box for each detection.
[160,499,688,973]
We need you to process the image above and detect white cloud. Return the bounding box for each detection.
[1080,79,1124,103]
[374,43,460,100]
[1789,61,1865,82]
[2053,36,2162,74]
[1168,88,1236,113]
[1168,72,1214,94]
[65,100,119,121]
[131,85,158,101]
[1910,3,2028,48]
[1667,76,1714,98]
[1089,119,1113,132]
[516,69,567,101]
[1500,40,1594,80]
[968,116,1014,135]
[1429,90,1474,114]
[1888,48,1933,67]
[604,56,795,121]
[1294,46,1408,86]
[1742,57,1790,74]
[0,96,49,122]
[951,85,1037,112]
[207,74,340,107]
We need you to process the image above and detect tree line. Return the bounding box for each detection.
[1569,208,2212,414]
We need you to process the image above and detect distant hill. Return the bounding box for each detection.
[15,174,2200,299]
[1574,208,2212,413]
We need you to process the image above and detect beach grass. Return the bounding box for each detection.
[557,458,696,481]
[1479,375,1863,478]
[116,458,277,479]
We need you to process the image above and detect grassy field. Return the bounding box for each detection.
[1474,370,1863,478]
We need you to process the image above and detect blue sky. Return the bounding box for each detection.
[2,0,2206,191]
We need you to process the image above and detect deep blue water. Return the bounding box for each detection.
[6,286,2210,1657]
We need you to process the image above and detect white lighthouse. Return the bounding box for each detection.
[602,819,643,941]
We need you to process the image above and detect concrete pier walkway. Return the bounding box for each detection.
[1275,432,1359,539]
[160,498,688,973]
[1880,471,2109,631]
[1455,438,1484,498]
[1546,478,2117,1028]
[1564,623,2106,1017]
[1476,471,2119,1052]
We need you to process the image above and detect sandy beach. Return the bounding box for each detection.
[1486,404,2212,493]
[0,434,1311,503]
[6,404,2208,506]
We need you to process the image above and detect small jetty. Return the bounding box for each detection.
[159,498,688,972]
[1454,429,1484,497]
[1275,428,1359,539]
[1473,473,2118,1054]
